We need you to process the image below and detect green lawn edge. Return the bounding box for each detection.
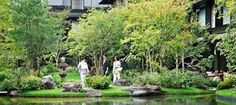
[215,89,236,105]
[20,86,131,98]
[216,89,236,98]
[20,86,214,97]
[161,87,214,95]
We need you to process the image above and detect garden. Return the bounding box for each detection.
[0,0,236,104]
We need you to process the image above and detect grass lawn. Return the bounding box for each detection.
[20,72,214,97]
[161,87,214,95]
[52,72,80,83]
[20,86,131,97]
[216,89,236,98]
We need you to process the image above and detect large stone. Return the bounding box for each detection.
[113,79,129,86]
[9,90,20,96]
[42,75,55,89]
[123,85,164,97]
[84,88,102,97]
[61,82,82,92]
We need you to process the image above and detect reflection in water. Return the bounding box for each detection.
[0,95,234,105]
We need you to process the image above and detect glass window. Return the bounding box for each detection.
[223,7,230,25]
[199,8,206,26]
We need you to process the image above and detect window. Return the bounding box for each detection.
[72,0,84,9]
[212,6,216,28]
[223,7,230,25]
[48,0,63,6]
[199,8,206,26]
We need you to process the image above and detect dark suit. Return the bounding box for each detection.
[103,59,109,75]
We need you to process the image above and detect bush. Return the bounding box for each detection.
[160,70,189,88]
[0,71,12,81]
[217,76,236,90]
[85,76,111,89]
[20,76,42,92]
[66,66,78,73]
[121,69,141,85]
[160,70,212,89]
[132,72,160,86]
[0,79,17,91]
[186,71,211,89]
[41,63,58,75]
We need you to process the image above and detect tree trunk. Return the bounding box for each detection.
[36,57,41,76]
[148,50,152,72]
[181,53,185,71]
[175,55,178,70]
[159,57,162,72]
[93,52,98,75]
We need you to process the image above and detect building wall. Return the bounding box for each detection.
[48,0,109,9]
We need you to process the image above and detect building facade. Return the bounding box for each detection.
[193,0,232,72]
[48,0,111,18]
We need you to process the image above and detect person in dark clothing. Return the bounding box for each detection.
[102,54,109,76]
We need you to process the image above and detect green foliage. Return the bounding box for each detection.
[0,71,12,81]
[122,0,190,71]
[66,66,78,73]
[213,30,236,72]
[85,76,111,89]
[0,79,17,91]
[160,70,188,88]
[0,71,17,91]
[186,71,211,89]
[20,76,42,92]
[67,8,126,71]
[132,72,161,86]
[121,69,141,84]
[217,76,236,90]
[160,70,211,89]
[41,63,58,76]
[9,0,63,69]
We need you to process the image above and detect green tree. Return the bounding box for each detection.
[213,0,236,72]
[122,0,191,71]
[9,0,61,70]
[67,9,126,74]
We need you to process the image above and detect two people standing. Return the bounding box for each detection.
[103,54,122,83]
[77,54,123,88]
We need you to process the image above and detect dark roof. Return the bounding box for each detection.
[99,0,114,4]
[193,0,214,9]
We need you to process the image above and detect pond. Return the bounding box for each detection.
[0,95,234,105]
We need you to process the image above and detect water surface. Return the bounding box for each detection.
[0,95,234,105]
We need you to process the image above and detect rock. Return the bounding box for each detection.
[123,85,163,97]
[213,76,221,82]
[9,90,20,96]
[84,88,102,97]
[113,79,129,86]
[61,82,82,92]
[42,75,55,89]
[133,90,147,96]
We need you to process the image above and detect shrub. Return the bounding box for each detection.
[0,79,17,91]
[85,76,111,89]
[66,66,78,73]
[160,70,189,88]
[121,69,141,85]
[20,76,42,92]
[0,71,12,81]
[217,76,236,90]
[186,71,211,89]
[132,72,160,86]
[41,63,58,75]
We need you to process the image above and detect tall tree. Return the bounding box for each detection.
[9,0,60,70]
[67,9,126,74]
[122,0,191,71]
